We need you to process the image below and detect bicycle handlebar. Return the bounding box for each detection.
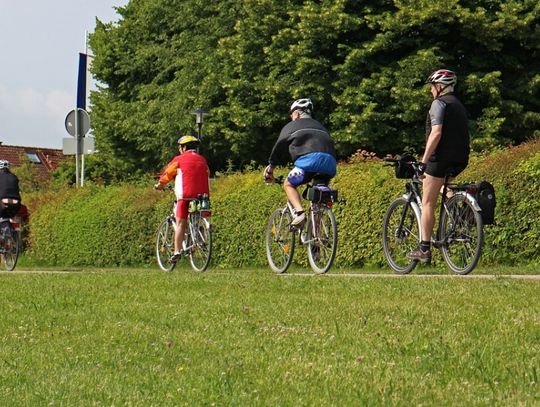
[265,175,284,185]
[154,183,174,191]
[382,157,424,179]
[382,159,398,167]
[382,157,417,166]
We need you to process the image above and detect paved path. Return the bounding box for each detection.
[283,273,540,281]
[2,269,540,281]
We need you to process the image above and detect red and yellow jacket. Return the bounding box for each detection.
[158,150,210,199]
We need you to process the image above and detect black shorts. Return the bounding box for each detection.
[0,201,21,219]
[425,161,467,179]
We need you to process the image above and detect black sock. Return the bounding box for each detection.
[420,241,431,252]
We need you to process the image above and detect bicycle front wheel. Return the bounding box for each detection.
[156,216,176,272]
[188,214,212,272]
[2,229,19,271]
[382,198,421,274]
[306,205,337,274]
[265,208,295,273]
[440,194,483,275]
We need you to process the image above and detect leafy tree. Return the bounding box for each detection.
[332,0,540,156]
[89,0,240,177]
[89,0,540,179]
[12,158,44,194]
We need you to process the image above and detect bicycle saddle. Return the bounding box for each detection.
[312,173,331,186]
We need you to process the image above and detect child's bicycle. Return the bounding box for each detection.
[265,175,338,274]
[156,192,212,272]
[382,157,483,275]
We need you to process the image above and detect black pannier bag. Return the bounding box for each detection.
[395,153,416,179]
[305,185,338,203]
[475,181,496,225]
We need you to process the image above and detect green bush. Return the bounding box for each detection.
[461,142,540,266]
[28,185,165,267]
[26,139,539,268]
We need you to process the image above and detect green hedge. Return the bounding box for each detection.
[26,139,539,268]
[28,185,165,267]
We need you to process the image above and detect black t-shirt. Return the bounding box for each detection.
[268,117,335,166]
[425,93,470,164]
[0,170,21,200]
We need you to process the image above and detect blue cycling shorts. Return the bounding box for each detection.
[287,153,337,187]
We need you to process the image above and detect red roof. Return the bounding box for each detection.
[0,143,66,172]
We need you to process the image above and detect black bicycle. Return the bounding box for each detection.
[156,193,212,272]
[382,157,483,275]
[265,175,338,274]
[0,219,19,271]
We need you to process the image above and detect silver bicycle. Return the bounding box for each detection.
[265,176,338,274]
[382,158,483,275]
[156,194,212,272]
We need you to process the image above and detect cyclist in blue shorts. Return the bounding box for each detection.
[263,98,337,226]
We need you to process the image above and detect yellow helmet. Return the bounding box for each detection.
[177,135,199,145]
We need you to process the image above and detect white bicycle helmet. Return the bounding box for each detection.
[0,160,9,169]
[426,69,457,86]
[289,98,314,114]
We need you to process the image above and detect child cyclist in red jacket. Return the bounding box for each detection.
[155,134,210,262]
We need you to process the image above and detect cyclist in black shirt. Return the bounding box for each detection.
[264,98,337,226]
[408,69,470,263]
[0,160,21,221]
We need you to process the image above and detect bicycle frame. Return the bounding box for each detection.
[398,172,480,245]
[280,193,330,245]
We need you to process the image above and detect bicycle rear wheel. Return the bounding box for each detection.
[2,227,19,271]
[382,198,421,274]
[440,194,483,275]
[265,208,295,273]
[306,205,337,274]
[188,214,212,272]
[156,216,176,272]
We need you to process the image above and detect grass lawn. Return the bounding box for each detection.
[0,267,539,405]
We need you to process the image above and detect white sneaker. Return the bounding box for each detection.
[170,251,183,262]
[291,212,306,227]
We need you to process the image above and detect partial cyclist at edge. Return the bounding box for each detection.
[155,134,210,263]
[263,98,337,225]
[408,69,470,263]
[0,160,22,224]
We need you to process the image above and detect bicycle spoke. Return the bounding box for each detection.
[2,226,20,271]
[156,217,176,272]
[189,215,212,272]
[307,206,337,274]
[382,198,420,274]
[441,195,483,275]
[266,208,295,273]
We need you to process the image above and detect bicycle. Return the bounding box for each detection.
[156,192,212,272]
[382,157,483,275]
[265,175,338,274]
[0,218,19,271]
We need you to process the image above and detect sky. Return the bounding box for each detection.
[0,0,129,149]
